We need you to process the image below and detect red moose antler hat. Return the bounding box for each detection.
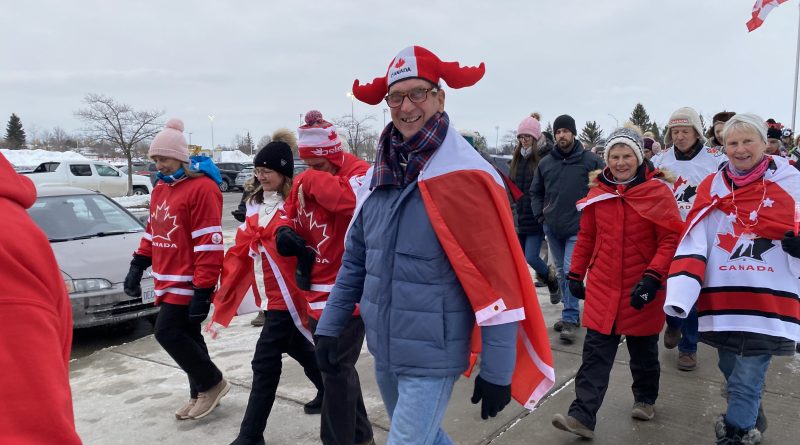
[351,46,486,105]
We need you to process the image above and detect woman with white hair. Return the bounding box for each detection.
[664,113,800,445]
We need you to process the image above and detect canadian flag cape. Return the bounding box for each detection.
[352,125,555,409]
[576,166,685,234]
[208,209,311,342]
[680,156,796,241]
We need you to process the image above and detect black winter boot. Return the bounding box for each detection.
[545,265,562,304]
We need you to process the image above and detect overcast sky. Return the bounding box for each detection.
[2,0,798,149]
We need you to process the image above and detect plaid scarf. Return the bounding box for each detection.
[371,111,450,189]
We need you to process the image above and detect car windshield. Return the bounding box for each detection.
[28,194,144,242]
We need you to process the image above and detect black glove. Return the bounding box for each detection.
[123,254,152,297]
[782,230,800,259]
[295,247,315,291]
[567,278,585,300]
[276,226,308,257]
[470,375,512,420]
[314,335,340,375]
[231,209,246,223]
[189,286,214,322]
[630,275,661,310]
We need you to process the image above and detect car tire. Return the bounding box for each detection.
[219,179,230,192]
[132,186,149,196]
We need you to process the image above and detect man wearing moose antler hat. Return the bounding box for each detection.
[314,45,555,444]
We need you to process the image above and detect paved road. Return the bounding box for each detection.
[70,191,245,360]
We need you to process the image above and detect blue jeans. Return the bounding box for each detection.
[717,349,771,430]
[665,306,699,353]
[375,369,457,445]
[517,233,549,278]
[544,225,579,324]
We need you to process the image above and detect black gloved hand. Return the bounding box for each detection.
[470,375,512,420]
[782,230,800,259]
[123,254,152,297]
[630,275,661,310]
[567,278,585,300]
[314,335,340,375]
[276,226,308,257]
[231,209,246,223]
[189,286,214,322]
[295,247,316,291]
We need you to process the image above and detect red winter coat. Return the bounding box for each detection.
[569,166,683,336]
[0,154,82,444]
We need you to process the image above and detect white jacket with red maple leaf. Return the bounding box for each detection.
[280,153,369,319]
[652,144,725,220]
[135,176,224,305]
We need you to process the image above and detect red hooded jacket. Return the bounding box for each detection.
[569,166,683,336]
[0,154,82,444]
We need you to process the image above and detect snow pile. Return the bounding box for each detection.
[113,195,150,208]
[1,149,89,168]
[217,150,252,163]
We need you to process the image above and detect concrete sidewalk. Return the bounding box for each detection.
[70,288,800,444]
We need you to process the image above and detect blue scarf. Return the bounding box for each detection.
[156,168,186,183]
[155,156,223,185]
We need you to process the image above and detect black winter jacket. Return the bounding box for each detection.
[530,140,605,239]
[511,153,542,234]
[701,331,796,357]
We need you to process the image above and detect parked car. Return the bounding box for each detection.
[216,162,251,192]
[26,186,159,328]
[23,160,153,197]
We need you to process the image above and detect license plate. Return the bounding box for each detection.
[142,290,156,304]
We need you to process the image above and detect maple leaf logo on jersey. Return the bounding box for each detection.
[673,176,697,203]
[296,208,330,255]
[715,231,776,262]
[151,201,179,241]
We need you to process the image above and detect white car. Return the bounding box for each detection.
[24,160,153,197]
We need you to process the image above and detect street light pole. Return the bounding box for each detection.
[383,108,388,128]
[208,115,215,151]
[608,113,619,128]
[346,91,355,121]
[495,125,500,152]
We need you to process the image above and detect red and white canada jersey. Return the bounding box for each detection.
[135,177,224,305]
[653,146,725,220]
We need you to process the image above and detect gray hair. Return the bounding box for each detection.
[722,113,768,144]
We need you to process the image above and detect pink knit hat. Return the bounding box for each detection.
[149,118,189,163]
[517,116,542,139]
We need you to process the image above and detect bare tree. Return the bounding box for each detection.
[75,93,163,194]
[50,126,70,151]
[333,114,377,161]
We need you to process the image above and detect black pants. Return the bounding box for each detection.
[153,302,223,397]
[569,328,660,430]
[237,310,324,441]
[309,316,373,445]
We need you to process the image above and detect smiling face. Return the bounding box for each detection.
[388,78,445,140]
[254,167,285,192]
[725,128,767,171]
[607,144,639,182]
[670,126,699,153]
[151,155,183,175]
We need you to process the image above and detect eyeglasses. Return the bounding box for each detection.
[384,87,438,108]
[253,168,277,177]
[517,135,533,140]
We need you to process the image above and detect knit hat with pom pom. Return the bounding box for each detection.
[297,110,344,167]
[517,112,542,139]
[149,118,189,163]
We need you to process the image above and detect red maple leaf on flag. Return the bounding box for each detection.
[151,201,179,241]
[747,0,788,32]
[394,58,406,69]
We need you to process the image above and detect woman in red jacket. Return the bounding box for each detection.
[551,127,683,439]
[123,119,229,421]
[210,131,324,445]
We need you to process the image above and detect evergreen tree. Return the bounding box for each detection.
[629,103,651,133]
[647,121,665,144]
[579,121,604,147]
[5,113,26,149]
[545,121,553,135]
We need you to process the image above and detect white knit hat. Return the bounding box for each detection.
[605,127,644,166]
[665,107,707,146]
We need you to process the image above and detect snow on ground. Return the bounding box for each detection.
[217,150,252,163]
[2,149,88,169]
[113,195,150,208]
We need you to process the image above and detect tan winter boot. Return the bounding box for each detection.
[174,398,196,420]
[188,378,231,419]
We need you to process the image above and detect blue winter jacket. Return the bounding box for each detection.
[315,177,517,385]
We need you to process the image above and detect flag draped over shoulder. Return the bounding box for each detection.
[747,0,788,32]
[416,127,555,409]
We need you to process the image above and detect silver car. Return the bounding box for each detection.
[27,186,159,328]
[235,166,254,190]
